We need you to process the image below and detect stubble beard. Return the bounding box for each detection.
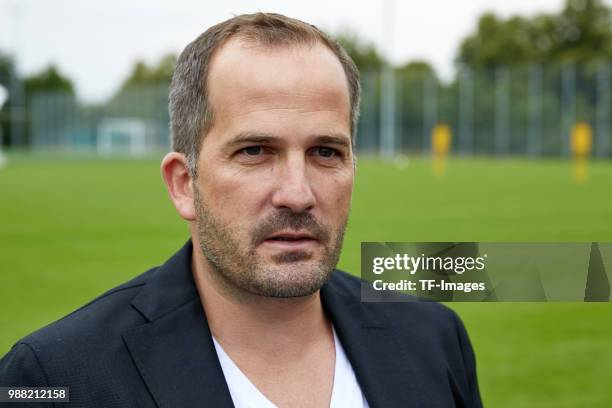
[193,186,347,298]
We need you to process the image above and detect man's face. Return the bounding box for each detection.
[193,39,354,298]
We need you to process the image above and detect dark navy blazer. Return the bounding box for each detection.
[0,241,483,407]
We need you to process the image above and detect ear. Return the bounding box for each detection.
[161,152,196,221]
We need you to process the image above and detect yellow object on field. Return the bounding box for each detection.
[570,122,593,158]
[432,123,451,177]
[432,124,452,156]
[570,122,592,184]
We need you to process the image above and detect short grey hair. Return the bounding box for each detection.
[169,12,361,176]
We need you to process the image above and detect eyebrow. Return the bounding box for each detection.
[225,132,277,148]
[313,134,351,149]
[225,132,351,149]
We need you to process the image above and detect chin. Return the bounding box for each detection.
[270,249,314,264]
[248,261,333,298]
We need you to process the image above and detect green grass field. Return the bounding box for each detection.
[1,153,611,407]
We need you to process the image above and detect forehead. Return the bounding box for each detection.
[206,38,351,125]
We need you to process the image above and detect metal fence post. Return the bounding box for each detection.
[423,72,437,154]
[561,63,576,157]
[596,61,611,158]
[528,64,543,157]
[458,67,474,154]
[495,66,510,156]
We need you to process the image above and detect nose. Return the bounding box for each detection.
[270,154,316,213]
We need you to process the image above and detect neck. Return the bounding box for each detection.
[190,242,332,357]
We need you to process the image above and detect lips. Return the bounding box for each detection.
[262,231,319,248]
[266,232,317,241]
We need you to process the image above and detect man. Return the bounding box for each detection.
[0,13,482,407]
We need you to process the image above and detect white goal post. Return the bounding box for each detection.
[0,85,8,168]
[96,118,148,156]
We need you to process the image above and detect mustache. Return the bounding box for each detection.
[251,209,330,245]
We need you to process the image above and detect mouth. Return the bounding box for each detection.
[261,231,319,249]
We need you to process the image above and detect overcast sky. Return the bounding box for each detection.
[0,0,593,102]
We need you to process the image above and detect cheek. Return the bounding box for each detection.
[199,167,267,219]
[315,173,354,218]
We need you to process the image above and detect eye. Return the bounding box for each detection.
[313,147,339,158]
[241,146,264,156]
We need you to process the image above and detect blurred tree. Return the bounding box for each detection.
[107,54,177,121]
[334,31,385,72]
[0,52,12,88]
[456,0,612,68]
[456,13,538,69]
[119,53,177,90]
[23,65,75,95]
[332,31,385,149]
[18,65,76,146]
[396,61,438,150]
[551,0,612,63]
[397,61,436,78]
[0,52,14,147]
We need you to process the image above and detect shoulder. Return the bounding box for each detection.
[326,269,472,361]
[0,267,157,385]
[328,268,462,330]
[326,269,482,406]
[26,267,155,344]
[0,342,49,387]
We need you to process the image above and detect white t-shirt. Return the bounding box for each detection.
[212,327,370,408]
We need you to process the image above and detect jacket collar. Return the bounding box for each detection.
[130,240,199,322]
[124,240,424,408]
[321,274,427,408]
[124,240,234,407]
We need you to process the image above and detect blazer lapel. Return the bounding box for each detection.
[321,273,429,408]
[123,241,234,408]
[121,242,434,408]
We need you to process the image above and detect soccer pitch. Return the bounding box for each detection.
[1,153,611,407]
